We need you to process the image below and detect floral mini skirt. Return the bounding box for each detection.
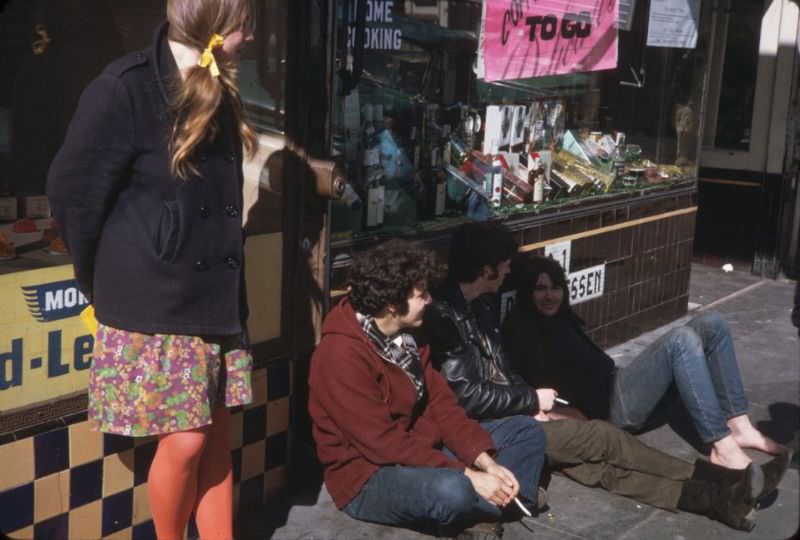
[88,323,253,436]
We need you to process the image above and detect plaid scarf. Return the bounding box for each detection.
[356,312,426,403]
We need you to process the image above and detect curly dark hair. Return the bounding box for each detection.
[512,254,578,321]
[347,239,444,316]
[447,221,518,283]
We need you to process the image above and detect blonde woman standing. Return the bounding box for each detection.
[47,1,258,538]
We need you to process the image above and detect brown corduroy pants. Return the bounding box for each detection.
[541,419,694,511]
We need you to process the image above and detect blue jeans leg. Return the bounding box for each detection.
[609,311,745,443]
[479,415,547,511]
[685,311,749,418]
[342,465,494,530]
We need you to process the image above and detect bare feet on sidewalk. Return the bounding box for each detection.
[710,435,752,470]
[728,415,786,455]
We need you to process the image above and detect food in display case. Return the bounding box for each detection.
[440,97,689,212]
[334,93,693,236]
[12,217,39,233]
[335,91,692,235]
[46,236,67,255]
[41,219,59,243]
[0,232,15,259]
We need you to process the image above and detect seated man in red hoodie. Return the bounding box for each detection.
[308,239,546,539]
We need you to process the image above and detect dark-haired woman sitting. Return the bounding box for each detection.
[502,256,790,483]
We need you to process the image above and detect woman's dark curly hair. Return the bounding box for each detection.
[447,221,518,283]
[512,254,579,322]
[347,239,444,316]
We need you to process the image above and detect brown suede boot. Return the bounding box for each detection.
[678,460,757,531]
[691,458,760,502]
[756,449,793,501]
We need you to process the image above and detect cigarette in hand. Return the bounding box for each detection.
[555,397,570,406]
[514,496,532,517]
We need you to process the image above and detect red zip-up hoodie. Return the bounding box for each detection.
[308,298,495,509]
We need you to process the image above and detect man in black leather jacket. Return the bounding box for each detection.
[422,222,760,530]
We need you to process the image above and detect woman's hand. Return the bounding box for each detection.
[535,388,558,412]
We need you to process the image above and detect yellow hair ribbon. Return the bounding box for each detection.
[197,33,225,78]
[80,305,98,335]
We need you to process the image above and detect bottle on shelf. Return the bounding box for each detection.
[611,131,626,186]
[432,148,447,217]
[361,116,385,229]
[416,141,449,220]
[364,172,385,228]
[528,152,546,203]
[487,140,504,207]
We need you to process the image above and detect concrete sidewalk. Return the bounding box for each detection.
[248,264,800,540]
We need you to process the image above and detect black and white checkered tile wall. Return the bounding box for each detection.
[0,361,291,539]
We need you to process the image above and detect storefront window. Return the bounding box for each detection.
[331,0,708,239]
[0,0,283,274]
[706,0,761,151]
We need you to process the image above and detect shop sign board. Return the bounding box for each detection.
[543,239,605,305]
[567,263,605,304]
[544,240,571,273]
[0,265,92,412]
[482,0,619,82]
[347,0,403,51]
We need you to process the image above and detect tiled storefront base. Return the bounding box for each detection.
[0,361,291,539]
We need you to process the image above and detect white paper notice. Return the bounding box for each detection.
[646,0,699,49]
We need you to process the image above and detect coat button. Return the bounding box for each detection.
[198,154,208,162]
[224,204,240,217]
[225,256,240,269]
[195,260,208,272]
[223,151,235,163]
[200,205,211,218]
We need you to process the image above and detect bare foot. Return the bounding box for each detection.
[728,415,786,455]
[710,435,752,469]
[731,430,786,455]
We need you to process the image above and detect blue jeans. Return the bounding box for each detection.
[609,311,749,443]
[342,415,546,531]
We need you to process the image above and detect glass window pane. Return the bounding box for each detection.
[330,0,706,240]
[713,0,761,150]
[242,0,287,132]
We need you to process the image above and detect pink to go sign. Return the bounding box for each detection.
[483,0,618,82]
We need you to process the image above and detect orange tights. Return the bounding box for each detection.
[147,407,233,540]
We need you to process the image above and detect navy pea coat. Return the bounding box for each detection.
[46,23,249,336]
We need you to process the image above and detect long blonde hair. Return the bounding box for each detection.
[166,0,258,180]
